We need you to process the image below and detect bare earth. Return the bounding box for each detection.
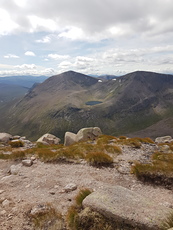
[0,144,173,229]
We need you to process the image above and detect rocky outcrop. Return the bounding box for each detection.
[76,127,102,142]
[83,185,172,230]
[155,135,173,143]
[0,133,12,143]
[37,133,61,145]
[64,132,77,146]
[64,127,102,146]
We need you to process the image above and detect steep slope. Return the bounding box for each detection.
[1,70,173,140]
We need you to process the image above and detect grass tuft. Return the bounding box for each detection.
[97,135,117,145]
[161,212,173,230]
[104,144,122,154]
[85,151,113,167]
[131,151,173,188]
[29,203,64,229]
[66,188,92,230]
[9,140,24,148]
[75,188,92,207]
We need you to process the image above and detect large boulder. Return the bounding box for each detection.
[76,127,102,142]
[155,136,173,143]
[0,133,12,143]
[64,132,77,146]
[37,133,61,145]
[83,185,172,230]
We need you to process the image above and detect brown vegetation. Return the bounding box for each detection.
[131,151,173,189]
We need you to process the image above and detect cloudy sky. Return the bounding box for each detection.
[0,0,173,77]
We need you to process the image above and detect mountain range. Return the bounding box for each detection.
[1,70,173,141]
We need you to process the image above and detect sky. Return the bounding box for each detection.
[0,0,173,77]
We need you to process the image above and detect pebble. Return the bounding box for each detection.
[10,165,21,175]
[2,199,10,207]
[25,184,31,188]
[64,183,77,192]
[0,210,7,215]
[49,191,56,195]
[0,190,4,194]
[22,159,33,167]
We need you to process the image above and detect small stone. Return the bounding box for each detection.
[49,191,55,195]
[0,190,4,194]
[13,135,21,140]
[2,199,10,207]
[22,159,33,167]
[31,156,36,161]
[10,165,21,175]
[0,210,6,215]
[64,183,77,192]
[25,184,31,188]
[12,207,18,212]
[30,204,48,216]
[54,185,59,189]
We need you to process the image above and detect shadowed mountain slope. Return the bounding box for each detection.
[1,70,173,140]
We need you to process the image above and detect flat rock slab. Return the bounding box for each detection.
[83,185,172,230]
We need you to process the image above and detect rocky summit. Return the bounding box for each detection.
[0,129,173,229]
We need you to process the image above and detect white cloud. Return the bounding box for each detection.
[13,0,27,8]
[1,0,173,76]
[15,64,37,69]
[0,8,19,35]
[48,54,70,60]
[58,27,84,40]
[4,54,19,59]
[25,51,36,56]
[27,15,58,32]
[36,36,51,43]
[40,68,55,75]
[58,61,73,69]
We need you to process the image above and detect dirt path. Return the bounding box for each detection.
[0,144,173,229]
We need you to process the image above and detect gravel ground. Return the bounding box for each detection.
[0,143,173,229]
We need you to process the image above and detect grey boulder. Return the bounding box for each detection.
[37,133,61,145]
[0,133,12,143]
[83,185,172,230]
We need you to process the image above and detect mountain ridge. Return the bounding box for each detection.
[1,70,173,140]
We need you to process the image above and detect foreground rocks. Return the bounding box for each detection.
[36,133,61,145]
[0,133,12,143]
[155,135,173,143]
[83,185,172,230]
[64,127,102,146]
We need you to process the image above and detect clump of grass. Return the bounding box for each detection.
[0,150,26,160]
[117,138,142,148]
[20,136,121,165]
[85,151,113,167]
[158,142,173,152]
[104,144,122,154]
[9,150,26,160]
[97,135,117,145]
[66,188,92,230]
[75,188,92,206]
[59,143,86,160]
[0,153,9,159]
[131,152,173,188]
[29,203,65,230]
[35,148,59,162]
[9,140,24,148]
[161,212,173,230]
[134,137,155,144]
